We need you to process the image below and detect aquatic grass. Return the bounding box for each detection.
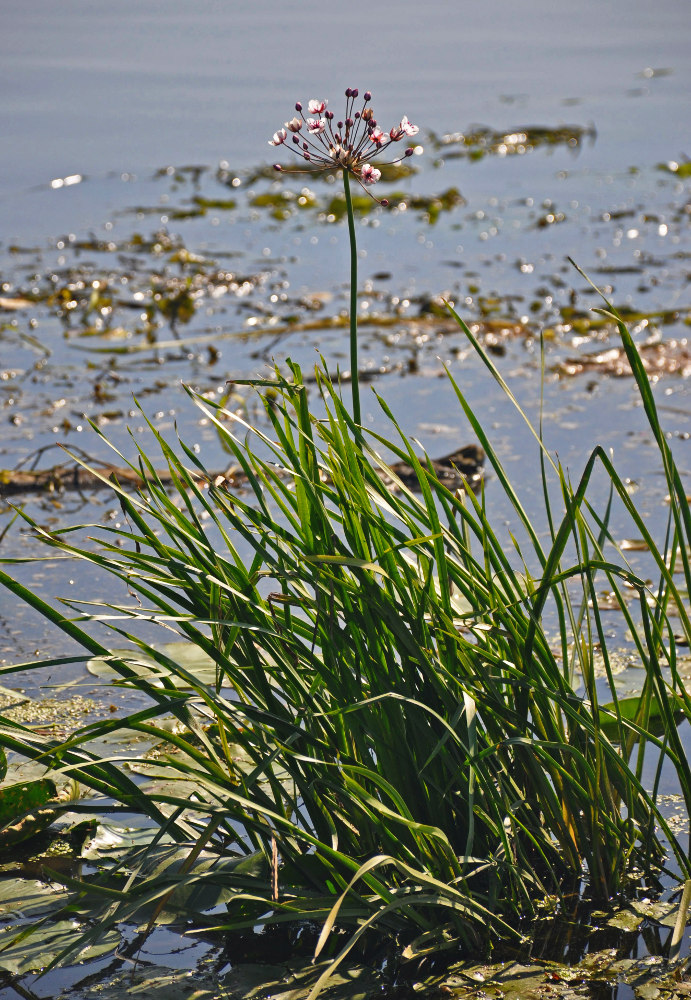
[0,301,690,986]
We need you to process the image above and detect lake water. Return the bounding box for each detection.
[2,0,690,189]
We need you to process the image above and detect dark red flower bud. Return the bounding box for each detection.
[405,147,414,156]
[364,91,372,101]
[351,88,358,98]
[274,164,283,172]
[345,88,352,98]
[295,102,302,112]
[380,198,389,207]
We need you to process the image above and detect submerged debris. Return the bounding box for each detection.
[557,337,691,377]
[0,446,485,497]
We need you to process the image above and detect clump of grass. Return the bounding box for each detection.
[0,290,689,987]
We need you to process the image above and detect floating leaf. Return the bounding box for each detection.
[598,692,686,740]
[80,820,168,861]
[0,778,58,849]
[0,876,70,917]
[606,908,643,931]
[630,898,682,928]
[0,919,119,974]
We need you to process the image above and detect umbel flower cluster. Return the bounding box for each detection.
[270,87,419,200]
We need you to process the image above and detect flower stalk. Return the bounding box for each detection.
[342,169,361,430]
[269,88,419,433]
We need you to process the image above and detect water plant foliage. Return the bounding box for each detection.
[0,298,690,990]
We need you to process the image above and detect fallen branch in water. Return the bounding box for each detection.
[1,444,484,497]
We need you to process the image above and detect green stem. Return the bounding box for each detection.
[342,170,361,432]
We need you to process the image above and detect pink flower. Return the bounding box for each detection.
[369,127,389,148]
[390,116,419,141]
[360,164,381,185]
[270,88,421,198]
[400,116,419,137]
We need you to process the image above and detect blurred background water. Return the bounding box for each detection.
[2,0,690,218]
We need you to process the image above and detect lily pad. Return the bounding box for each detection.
[630,898,682,928]
[0,876,69,918]
[0,918,120,974]
[598,691,687,740]
[606,907,644,931]
[81,819,170,861]
[90,968,229,1000]
[0,777,58,849]
[91,844,267,922]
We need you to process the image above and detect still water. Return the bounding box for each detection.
[2,0,690,209]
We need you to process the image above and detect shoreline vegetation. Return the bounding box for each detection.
[0,297,690,995]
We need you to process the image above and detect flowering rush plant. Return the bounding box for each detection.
[270,87,419,202]
[269,88,420,432]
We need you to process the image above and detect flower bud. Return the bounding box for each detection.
[295,102,302,112]
[364,91,372,101]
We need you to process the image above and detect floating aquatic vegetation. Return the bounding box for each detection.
[427,122,597,161]
[658,158,691,178]
[557,336,691,378]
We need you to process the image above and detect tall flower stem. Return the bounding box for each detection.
[270,90,419,435]
[342,170,361,433]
